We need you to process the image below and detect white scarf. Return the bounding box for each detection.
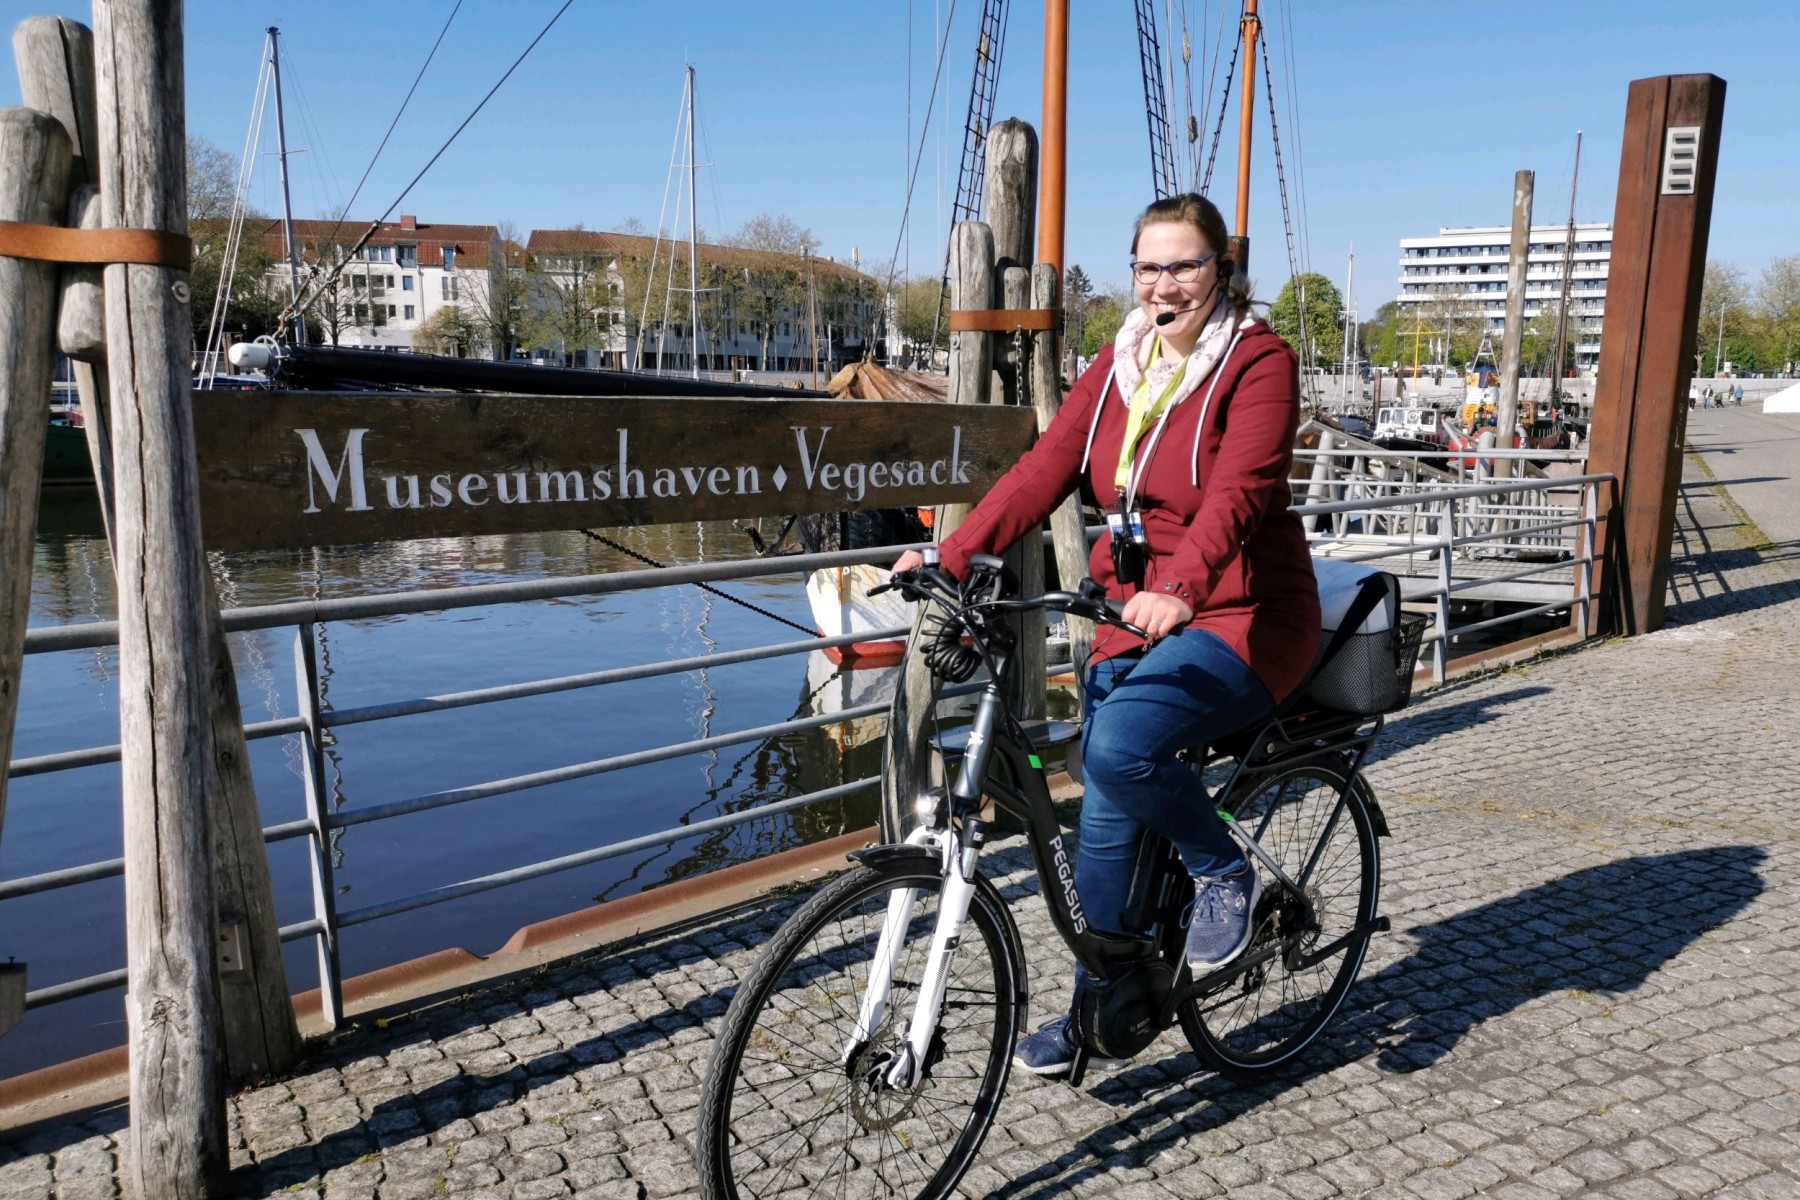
[1080,300,1252,486]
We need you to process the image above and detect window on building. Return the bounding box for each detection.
[404,305,415,320]
[402,275,414,291]
[442,276,458,301]
[397,245,418,268]
[388,304,397,318]
[442,246,457,270]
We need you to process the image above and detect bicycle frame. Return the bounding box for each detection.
[844,568,1391,1088]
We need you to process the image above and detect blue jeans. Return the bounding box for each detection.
[1075,630,1274,937]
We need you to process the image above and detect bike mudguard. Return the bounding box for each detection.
[847,843,940,871]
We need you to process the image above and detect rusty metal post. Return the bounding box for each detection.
[1585,75,1726,636]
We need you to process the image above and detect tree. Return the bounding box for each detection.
[1081,289,1130,359]
[187,134,237,222]
[1753,255,1800,374]
[522,227,613,366]
[1359,300,1399,367]
[462,223,531,360]
[726,214,816,367]
[1063,264,1095,353]
[893,275,948,357]
[184,139,282,346]
[1697,259,1748,375]
[412,304,483,357]
[1267,272,1345,365]
[1521,303,1575,376]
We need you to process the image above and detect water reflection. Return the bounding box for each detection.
[4,502,881,1077]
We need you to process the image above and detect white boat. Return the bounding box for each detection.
[805,564,913,667]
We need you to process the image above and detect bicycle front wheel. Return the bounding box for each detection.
[1180,763,1380,1078]
[697,859,1024,1200]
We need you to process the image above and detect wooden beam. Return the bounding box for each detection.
[17,11,301,1087]
[92,0,230,1192]
[1585,75,1726,635]
[0,107,73,867]
[882,220,997,839]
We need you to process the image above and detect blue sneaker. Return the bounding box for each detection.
[1011,1016,1123,1077]
[1186,860,1261,970]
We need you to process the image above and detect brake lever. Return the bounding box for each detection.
[1101,600,1151,641]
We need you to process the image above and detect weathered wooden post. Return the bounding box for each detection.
[985,120,1046,720]
[1033,261,1092,702]
[0,104,72,887]
[881,221,997,835]
[14,13,300,1083]
[1493,169,1534,481]
[1585,74,1726,635]
[94,0,230,1191]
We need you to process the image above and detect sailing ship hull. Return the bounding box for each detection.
[43,424,95,486]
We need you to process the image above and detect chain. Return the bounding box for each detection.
[578,529,819,637]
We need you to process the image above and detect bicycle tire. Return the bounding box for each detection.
[1178,763,1379,1078]
[696,859,1025,1200]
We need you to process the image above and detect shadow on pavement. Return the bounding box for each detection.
[988,845,1766,1200]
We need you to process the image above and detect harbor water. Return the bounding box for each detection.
[3,491,890,1078]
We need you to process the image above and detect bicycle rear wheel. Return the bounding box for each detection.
[697,859,1024,1200]
[1179,763,1379,1078]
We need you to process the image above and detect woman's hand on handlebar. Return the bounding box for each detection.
[891,550,926,577]
[1122,591,1194,643]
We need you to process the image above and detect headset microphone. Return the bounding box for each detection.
[1154,306,1203,327]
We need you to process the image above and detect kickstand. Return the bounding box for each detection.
[1066,1044,1091,1087]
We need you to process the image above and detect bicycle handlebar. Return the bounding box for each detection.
[872,568,1151,642]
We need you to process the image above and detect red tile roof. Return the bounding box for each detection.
[231,216,502,268]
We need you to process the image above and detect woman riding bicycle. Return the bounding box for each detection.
[892,192,1321,1077]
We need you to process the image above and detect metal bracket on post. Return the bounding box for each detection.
[215,913,248,980]
[0,960,24,1038]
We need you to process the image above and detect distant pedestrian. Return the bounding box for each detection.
[1734,383,1744,406]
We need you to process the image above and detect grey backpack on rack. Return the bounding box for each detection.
[1303,561,1428,715]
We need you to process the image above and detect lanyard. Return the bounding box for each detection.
[1113,333,1189,496]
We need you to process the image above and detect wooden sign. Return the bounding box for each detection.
[191,392,1038,552]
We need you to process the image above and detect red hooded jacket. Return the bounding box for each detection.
[938,319,1321,702]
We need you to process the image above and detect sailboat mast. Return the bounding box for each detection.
[1342,243,1355,402]
[686,65,701,380]
[1550,130,1582,406]
[269,27,306,345]
[1230,0,1260,274]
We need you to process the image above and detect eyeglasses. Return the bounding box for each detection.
[1130,253,1218,285]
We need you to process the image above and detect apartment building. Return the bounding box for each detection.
[255,214,503,352]
[1396,222,1612,372]
[524,229,879,373]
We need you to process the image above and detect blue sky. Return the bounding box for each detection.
[4,0,1795,314]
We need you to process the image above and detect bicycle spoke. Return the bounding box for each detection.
[702,862,1017,1200]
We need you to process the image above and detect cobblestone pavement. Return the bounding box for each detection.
[4,455,1799,1200]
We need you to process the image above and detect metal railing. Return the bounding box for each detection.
[5,472,1612,1031]
[1288,448,1608,679]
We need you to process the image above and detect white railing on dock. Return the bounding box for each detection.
[4,471,1611,1032]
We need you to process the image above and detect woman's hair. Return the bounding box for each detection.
[1130,192,1255,314]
